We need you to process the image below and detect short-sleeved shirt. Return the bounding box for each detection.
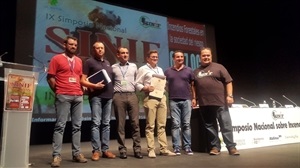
[48,54,83,95]
[83,56,113,98]
[164,65,194,100]
[193,62,232,106]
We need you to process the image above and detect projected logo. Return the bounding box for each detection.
[139,16,161,29]
[88,6,121,29]
[71,6,122,64]
[48,0,58,6]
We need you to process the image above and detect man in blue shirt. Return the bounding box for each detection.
[165,50,195,156]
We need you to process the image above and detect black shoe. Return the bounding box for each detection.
[120,152,127,159]
[134,152,143,159]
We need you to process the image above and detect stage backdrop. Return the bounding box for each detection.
[14,0,216,122]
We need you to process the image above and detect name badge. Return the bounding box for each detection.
[69,77,77,83]
[121,80,127,86]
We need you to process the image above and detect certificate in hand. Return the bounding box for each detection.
[149,74,166,99]
[87,69,111,84]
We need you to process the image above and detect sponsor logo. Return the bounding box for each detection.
[49,0,59,6]
[253,137,264,144]
[197,70,213,78]
[271,110,284,120]
[235,139,246,146]
[139,16,161,29]
[285,135,299,139]
[269,135,282,141]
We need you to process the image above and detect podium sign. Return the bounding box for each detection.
[4,73,35,111]
[0,62,39,168]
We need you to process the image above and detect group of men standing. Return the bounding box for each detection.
[47,36,239,167]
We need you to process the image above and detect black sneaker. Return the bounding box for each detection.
[185,148,194,155]
[174,148,181,155]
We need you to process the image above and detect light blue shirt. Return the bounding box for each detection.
[112,61,137,93]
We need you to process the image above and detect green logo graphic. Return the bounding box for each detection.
[49,0,58,6]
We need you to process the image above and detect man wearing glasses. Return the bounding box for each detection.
[135,50,176,158]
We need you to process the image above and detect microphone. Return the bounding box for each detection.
[0,52,8,58]
[28,55,47,73]
[0,52,8,67]
[282,95,298,107]
[240,97,258,108]
[270,97,284,108]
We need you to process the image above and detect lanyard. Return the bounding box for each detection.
[69,60,74,72]
[147,64,159,74]
[118,64,129,79]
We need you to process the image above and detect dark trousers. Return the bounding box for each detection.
[199,106,236,151]
[113,92,142,153]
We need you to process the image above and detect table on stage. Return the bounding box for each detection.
[191,107,300,152]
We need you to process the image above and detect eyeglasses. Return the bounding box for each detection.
[150,56,158,59]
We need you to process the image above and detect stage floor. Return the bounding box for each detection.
[28,137,300,168]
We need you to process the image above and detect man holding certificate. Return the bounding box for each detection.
[135,50,176,158]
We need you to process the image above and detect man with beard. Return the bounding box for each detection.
[193,47,239,156]
[47,36,87,167]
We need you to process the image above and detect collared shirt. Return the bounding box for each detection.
[112,61,137,93]
[135,63,165,91]
[48,53,83,95]
[83,56,113,98]
[165,65,194,100]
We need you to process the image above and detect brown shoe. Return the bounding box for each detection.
[209,147,220,155]
[51,155,62,167]
[229,147,240,155]
[72,153,88,163]
[159,149,176,156]
[102,151,116,159]
[91,151,100,161]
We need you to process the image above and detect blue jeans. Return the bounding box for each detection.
[89,96,112,152]
[52,94,83,157]
[199,106,236,151]
[170,99,192,150]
